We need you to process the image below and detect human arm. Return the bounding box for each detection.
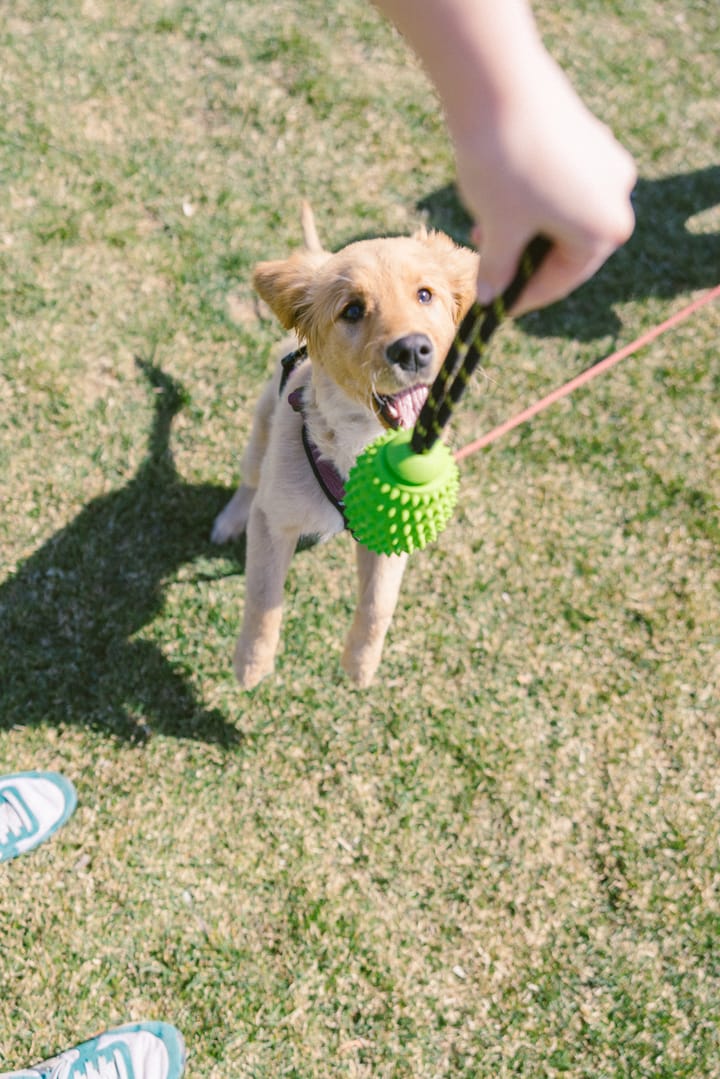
[373,0,636,314]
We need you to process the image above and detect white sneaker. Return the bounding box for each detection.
[1,1022,186,1079]
[0,772,77,863]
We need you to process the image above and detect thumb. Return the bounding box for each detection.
[473,227,530,307]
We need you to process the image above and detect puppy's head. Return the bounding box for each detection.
[253,230,478,428]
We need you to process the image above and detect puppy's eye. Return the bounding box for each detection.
[340,300,365,323]
[417,287,433,304]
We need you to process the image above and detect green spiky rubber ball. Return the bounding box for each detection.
[344,428,459,555]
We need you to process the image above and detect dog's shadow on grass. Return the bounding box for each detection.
[0,361,245,745]
[419,164,720,340]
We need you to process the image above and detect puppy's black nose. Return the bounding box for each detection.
[386,334,434,373]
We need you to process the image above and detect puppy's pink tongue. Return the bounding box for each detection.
[387,385,429,428]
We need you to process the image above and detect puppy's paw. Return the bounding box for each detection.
[211,485,255,544]
[233,639,275,690]
[341,643,379,688]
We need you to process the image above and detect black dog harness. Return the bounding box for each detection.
[279,346,349,527]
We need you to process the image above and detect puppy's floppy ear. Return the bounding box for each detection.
[252,250,330,334]
[415,228,480,322]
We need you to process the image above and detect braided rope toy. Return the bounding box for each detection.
[344,236,551,555]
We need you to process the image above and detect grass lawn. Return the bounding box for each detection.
[1,1,718,1076]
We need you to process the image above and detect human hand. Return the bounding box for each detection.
[452,52,636,314]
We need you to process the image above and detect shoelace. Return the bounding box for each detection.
[0,791,32,846]
[47,1046,130,1079]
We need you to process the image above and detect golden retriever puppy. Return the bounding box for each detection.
[212,209,478,688]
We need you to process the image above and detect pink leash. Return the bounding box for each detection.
[454,283,720,462]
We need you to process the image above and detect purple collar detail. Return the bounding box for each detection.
[288,388,347,525]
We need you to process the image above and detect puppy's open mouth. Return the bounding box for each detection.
[374,384,429,430]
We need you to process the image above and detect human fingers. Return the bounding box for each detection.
[473,189,635,315]
[508,233,625,316]
[473,223,531,309]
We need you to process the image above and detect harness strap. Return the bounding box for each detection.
[279,344,308,396]
[281,360,349,528]
[299,417,348,525]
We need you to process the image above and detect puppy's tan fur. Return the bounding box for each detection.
[213,208,478,688]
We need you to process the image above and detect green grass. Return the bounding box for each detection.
[1,1,718,1076]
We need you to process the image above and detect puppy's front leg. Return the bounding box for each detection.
[235,501,298,689]
[342,545,408,688]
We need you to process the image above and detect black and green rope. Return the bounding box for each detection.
[412,234,552,454]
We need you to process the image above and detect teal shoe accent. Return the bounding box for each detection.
[0,1022,186,1079]
[0,772,77,863]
